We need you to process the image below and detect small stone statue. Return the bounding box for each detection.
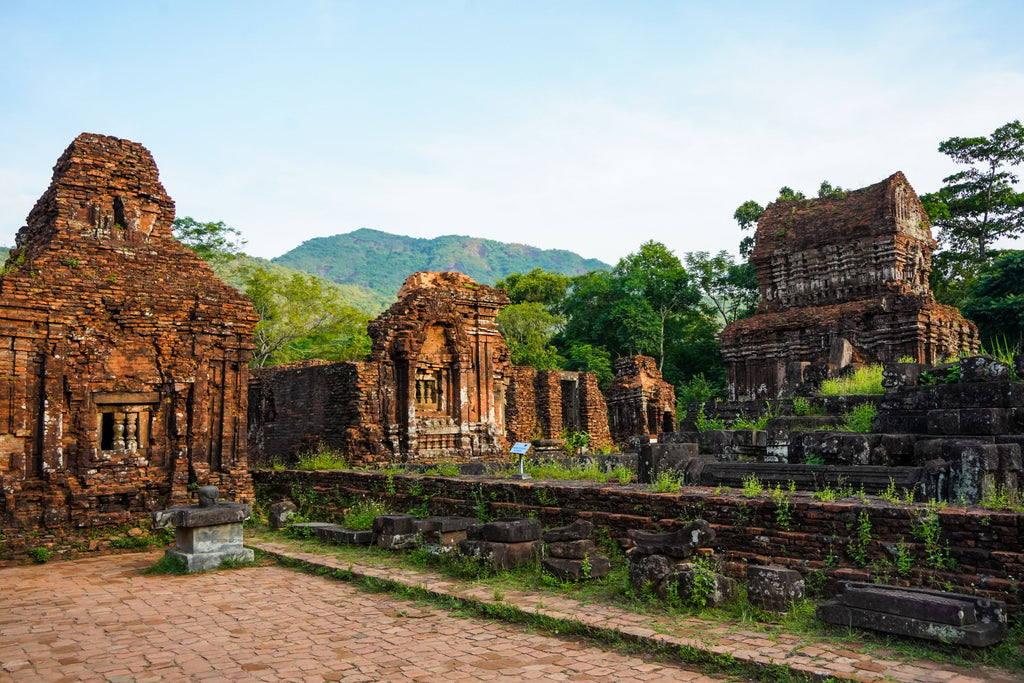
[197,485,219,508]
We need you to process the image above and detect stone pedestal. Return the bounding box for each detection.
[152,485,253,573]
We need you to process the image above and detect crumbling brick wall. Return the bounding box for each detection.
[719,172,978,399]
[605,355,677,443]
[254,468,1024,609]
[0,133,257,546]
[504,369,612,450]
[505,366,539,444]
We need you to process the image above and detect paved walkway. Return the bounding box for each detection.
[251,537,1022,683]
[0,552,725,682]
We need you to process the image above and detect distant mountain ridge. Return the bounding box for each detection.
[273,228,610,299]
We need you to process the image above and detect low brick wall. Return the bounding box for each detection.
[252,469,1024,608]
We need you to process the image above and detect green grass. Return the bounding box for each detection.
[819,364,884,396]
[295,444,350,470]
[141,553,187,575]
[524,459,634,484]
[423,462,461,477]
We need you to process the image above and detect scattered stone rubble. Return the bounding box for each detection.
[541,519,610,582]
[457,518,542,571]
[817,581,1008,647]
[626,520,735,606]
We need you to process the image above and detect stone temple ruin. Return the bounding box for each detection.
[0,133,257,545]
[605,355,676,444]
[719,172,978,400]
[248,273,619,465]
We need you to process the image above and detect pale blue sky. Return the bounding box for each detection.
[2,1,1022,264]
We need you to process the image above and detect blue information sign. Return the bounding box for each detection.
[510,442,532,455]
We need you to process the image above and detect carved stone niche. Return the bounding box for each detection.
[94,391,159,458]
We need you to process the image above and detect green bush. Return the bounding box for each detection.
[343,498,390,531]
[841,402,877,433]
[28,546,52,564]
[649,470,682,493]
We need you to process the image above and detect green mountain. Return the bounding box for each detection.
[273,228,610,299]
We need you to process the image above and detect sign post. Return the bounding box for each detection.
[510,442,532,480]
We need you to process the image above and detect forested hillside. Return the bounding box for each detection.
[273,228,610,298]
[213,255,390,315]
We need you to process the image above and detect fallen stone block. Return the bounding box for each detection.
[816,582,1007,647]
[473,518,542,543]
[457,538,541,571]
[542,556,611,582]
[316,525,374,545]
[268,500,297,530]
[661,564,736,607]
[959,355,1011,383]
[415,516,477,546]
[746,565,805,612]
[627,519,714,559]
[543,519,594,542]
[546,539,597,560]
[372,514,417,536]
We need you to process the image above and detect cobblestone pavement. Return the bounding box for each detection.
[251,537,1022,683]
[0,552,725,682]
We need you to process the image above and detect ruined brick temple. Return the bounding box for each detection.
[0,134,257,541]
[250,272,513,463]
[249,272,614,464]
[719,172,978,399]
[605,356,676,443]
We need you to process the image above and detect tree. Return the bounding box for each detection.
[496,302,565,369]
[732,186,808,257]
[960,250,1024,346]
[613,241,701,370]
[732,200,764,258]
[172,217,246,264]
[494,268,571,306]
[817,180,846,198]
[684,250,759,325]
[564,343,613,389]
[921,120,1024,260]
[241,266,371,366]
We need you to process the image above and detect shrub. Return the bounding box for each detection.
[28,546,52,564]
[649,470,682,493]
[741,474,763,498]
[841,402,877,433]
[343,498,390,531]
[695,404,726,432]
[819,364,884,396]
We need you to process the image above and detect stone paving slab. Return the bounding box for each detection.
[0,551,725,682]
[249,538,1022,683]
